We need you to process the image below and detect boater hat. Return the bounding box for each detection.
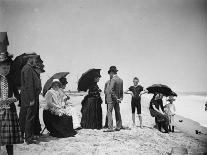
[108,66,118,74]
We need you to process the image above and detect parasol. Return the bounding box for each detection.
[43,72,69,96]
[77,68,101,92]
[146,84,173,97]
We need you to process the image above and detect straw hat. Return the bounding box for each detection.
[51,79,61,87]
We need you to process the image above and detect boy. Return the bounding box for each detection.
[125,77,146,128]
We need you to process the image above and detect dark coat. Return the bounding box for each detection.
[21,64,42,107]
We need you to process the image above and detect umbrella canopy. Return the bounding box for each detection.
[146,84,173,97]
[78,68,101,92]
[43,72,69,96]
[10,53,44,89]
[169,91,178,97]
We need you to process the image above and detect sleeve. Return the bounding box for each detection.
[104,82,107,94]
[140,86,144,91]
[23,68,35,102]
[45,91,59,108]
[128,86,133,91]
[120,80,123,100]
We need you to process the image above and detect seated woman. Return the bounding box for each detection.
[43,79,77,138]
[81,73,102,129]
[149,93,169,133]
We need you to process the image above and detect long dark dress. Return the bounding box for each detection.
[43,110,76,138]
[81,84,102,129]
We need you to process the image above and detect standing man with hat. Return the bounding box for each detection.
[19,53,42,144]
[104,66,123,132]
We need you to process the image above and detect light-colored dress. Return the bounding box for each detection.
[164,103,176,126]
[45,88,81,129]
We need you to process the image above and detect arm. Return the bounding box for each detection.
[140,89,148,96]
[152,105,164,115]
[45,92,61,109]
[23,68,35,103]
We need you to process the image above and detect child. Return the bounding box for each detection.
[164,96,176,132]
[0,52,23,155]
[125,77,146,128]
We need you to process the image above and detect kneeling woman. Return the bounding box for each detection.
[43,79,76,138]
[149,93,169,133]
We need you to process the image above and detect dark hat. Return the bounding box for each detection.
[108,66,118,74]
[0,32,9,52]
[59,77,68,85]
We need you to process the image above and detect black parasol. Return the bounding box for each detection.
[78,68,101,92]
[146,84,173,97]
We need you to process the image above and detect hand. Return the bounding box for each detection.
[7,97,17,103]
[30,100,35,106]
[117,99,122,103]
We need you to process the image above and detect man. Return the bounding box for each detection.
[104,66,123,132]
[19,54,42,144]
[125,77,146,128]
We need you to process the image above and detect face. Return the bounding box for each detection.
[94,77,100,83]
[62,84,66,89]
[52,83,60,91]
[109,72,114,79]
[133,79,139,86]
[0,63,10,76]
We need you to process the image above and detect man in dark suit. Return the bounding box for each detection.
[19,55,42,144]
[104,66,123,132]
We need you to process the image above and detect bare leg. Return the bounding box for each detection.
[138,114,143,128]
[132,113,135,126]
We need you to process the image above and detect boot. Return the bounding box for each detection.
[168,125,172,132]
[172,126,174,133]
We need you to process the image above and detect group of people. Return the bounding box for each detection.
[0,32,176,155]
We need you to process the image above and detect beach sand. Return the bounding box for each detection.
[1,95,207,155]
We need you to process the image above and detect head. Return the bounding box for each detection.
[154,93,163,100]
[0,61,11,76]
[51,79,61,91]
[59,77,68,89]
[108,66,118,78]
[167,96,175,103]
[133,77,139,86]
[27,56,38,66]
[94,76,100,83]
[0,52,12,76]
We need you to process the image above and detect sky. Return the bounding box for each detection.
[0,0,207,92]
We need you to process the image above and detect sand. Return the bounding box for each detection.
[1,95,207,155]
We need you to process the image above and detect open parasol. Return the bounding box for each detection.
[146,84,173,97]
[43,72,69,96]
[77,68,101,92]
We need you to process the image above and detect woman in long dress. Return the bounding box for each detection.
[81,74,103,129]
[43,79,76,138]
[0,52,23,155]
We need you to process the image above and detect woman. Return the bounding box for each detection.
[149,93,169,133]
[81,73,102,129]
[43,79,76,138]
[0,52,23,155]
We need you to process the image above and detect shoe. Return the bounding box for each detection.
[103,129,114,132]
[103,126,108,129]
[114,128,121,131]
[26,139,40,145]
